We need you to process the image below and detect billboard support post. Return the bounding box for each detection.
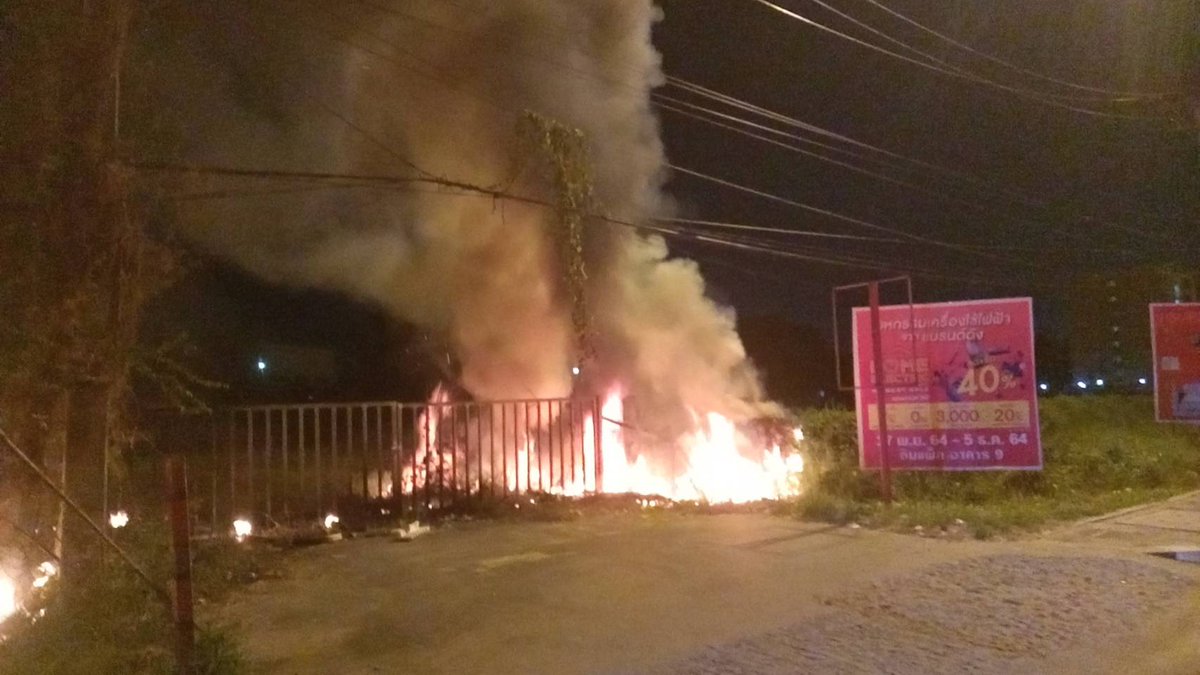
[868,282,893,503]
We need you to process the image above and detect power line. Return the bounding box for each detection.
[214,6,1155,269]
[651,95,1002,213]
[664,75,1176,244]
[664,76,1043,208]
[658,217,904,242]
[302,0,1062,213]
[803,0,1151,105]
[283,0,1169,249]
[862,0,1176,99]
[656,222,1038,286]
[251,4,1043,258]
[745,0,1165,121]
[134,159,1033,281]
[666,163,1043,270]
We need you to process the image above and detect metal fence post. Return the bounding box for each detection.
[164,455,194,674]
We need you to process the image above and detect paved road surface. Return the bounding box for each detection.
[219,497,1200,674]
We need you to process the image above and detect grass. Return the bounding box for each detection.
[791,395,1200,538]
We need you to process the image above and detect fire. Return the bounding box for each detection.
[31,562,57,590]
[398,384,803,505]
[0,574,15,622]
[108,510,129,529]
[232,518,253,540]
[587,389,803,503]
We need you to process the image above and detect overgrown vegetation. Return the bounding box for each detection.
[792,395,1200,538]
[0,446,282,675]
[0,529,280,675]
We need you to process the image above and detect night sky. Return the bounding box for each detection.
[654,0,1197,317]
[143,0,1198,403]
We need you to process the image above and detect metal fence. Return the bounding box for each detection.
[156,398,604,533]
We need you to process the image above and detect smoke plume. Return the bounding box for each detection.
[178,0,772,443]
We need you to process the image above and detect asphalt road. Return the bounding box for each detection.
[218,502,1200,674]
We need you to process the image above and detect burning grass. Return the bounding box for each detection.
[791,395,1200,538]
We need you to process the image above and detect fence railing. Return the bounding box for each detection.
[154,397,604,533]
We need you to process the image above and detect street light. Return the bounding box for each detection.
[1095,378,1105,387]
[1039,383,1049,392]
[1138,377,1148,386]
[1076,380,1088,390]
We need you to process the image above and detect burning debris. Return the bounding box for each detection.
[232,519,253,541]
[108,510,129,529]
[0,574,16,623]
[181,1,799,503]
[396,385,804,505]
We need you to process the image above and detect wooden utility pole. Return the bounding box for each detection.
[164,456,195,674]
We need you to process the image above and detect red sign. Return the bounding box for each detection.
[1150,303,1200,424]
[853,297,1041,471]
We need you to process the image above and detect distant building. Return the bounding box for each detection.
[1068,265,1197,388]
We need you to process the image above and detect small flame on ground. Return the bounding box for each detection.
[324,514,340,529]
[31,562,57,590]
[109,510,129,529]
[0,575,16,622]
[232,518,253,540]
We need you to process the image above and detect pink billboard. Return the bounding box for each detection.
[853,297,1042,471]
[1150,303,1200,424]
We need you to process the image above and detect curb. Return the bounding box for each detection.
[1074,489,1200,526]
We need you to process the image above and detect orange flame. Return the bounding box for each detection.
[398,384,803,504]
[586,388,803,503]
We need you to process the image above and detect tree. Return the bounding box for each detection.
[0,0,174,569]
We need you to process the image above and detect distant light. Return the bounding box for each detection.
[1095,378,1105,387]
[1076,381,1088,390]
[1138,377,1148,386]
[233,518,253,540]
[323,514,340,530]
[1039,383,1049,391]
[108,510,129,529]
[571,366,580,376]
[256,358,267,373]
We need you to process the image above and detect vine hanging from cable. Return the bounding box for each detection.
[518,111,596,362]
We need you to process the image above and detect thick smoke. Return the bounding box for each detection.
[182,0,772,443]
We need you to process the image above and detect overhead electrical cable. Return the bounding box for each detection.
[744,0,1164,121]
[664,75,1176,243]
[293,1,1162,248]
[132,159,1029,283]
[803,0,1150,104]
[666,163,1043,270]
[862,0,1176,99]
[262,4,1041,261]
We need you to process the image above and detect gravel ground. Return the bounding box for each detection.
[646,554,1195,674]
